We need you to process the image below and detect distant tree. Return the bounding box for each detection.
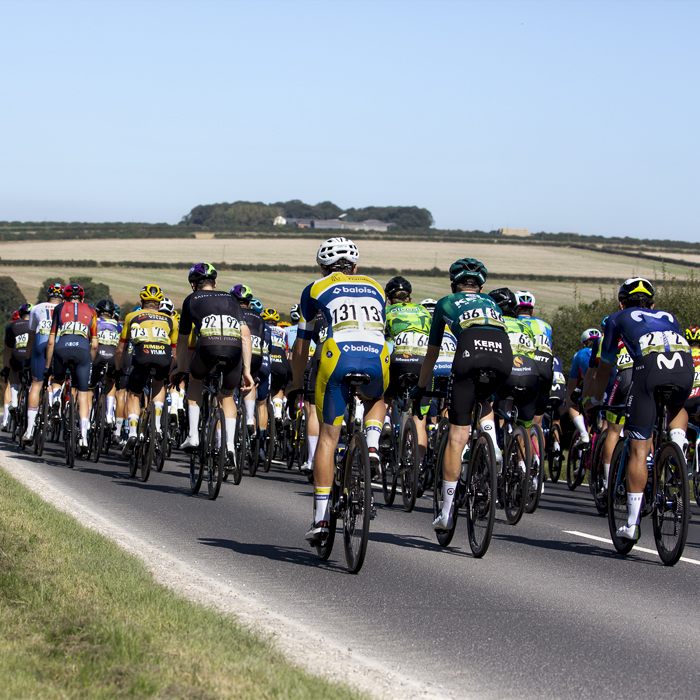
[37,277,62,304]
[0,276,27,330]
[68,277,111,304]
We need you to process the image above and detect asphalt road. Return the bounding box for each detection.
[3,430,700,699]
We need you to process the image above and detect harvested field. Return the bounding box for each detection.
[0,237,693,279]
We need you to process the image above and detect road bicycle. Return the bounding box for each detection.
[607,384,690,566]
[686,420,700,507]
[58,360,81,468]
[286,392,308,473]
[312,373,373,574]
[32,375,52,457]
[128,367,164,483]
[525,423,545,514]
[87,364,111,464]
[259,397,275,473]
[15,368,31,449]
[234,390,259,482]
[566,396,604,491]
[541,398,563,483]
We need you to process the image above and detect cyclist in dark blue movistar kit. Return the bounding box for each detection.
[590,277,693,542]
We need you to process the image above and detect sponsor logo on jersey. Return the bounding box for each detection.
[657,352,683,369]
[341,344,379,354]
[630,309,674,323]
[462,350,470,357]
[474,339,503,352]
[514,356,523,367]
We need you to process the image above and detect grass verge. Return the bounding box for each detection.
[0,467,364,700]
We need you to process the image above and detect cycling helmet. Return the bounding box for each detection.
[11,310,20,321]
[515,290,536,310]
[385,276,412,297]
[230,284,253,302]
[188,262,217,284]
[278,321,291,329]
[618,277,654,302]
[601,315,610,330]
[95,299,116,316]
[46,283,63,299]
[63,283,85,301]
[581,328,601,344]
[449,258,488,286]
[420,298,437,312]
[488,287,517,316]
[316,237,359,267]
[113,303,122,319]
[159,297,175,315]
[290,304,301,322]
[250,298,263,313]
[261,308,280,323]
[172,310,180,324]
[685,327,700,342]
[140,284,164,303]
[18,303,32,316]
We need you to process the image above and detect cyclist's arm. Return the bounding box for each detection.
[115,342,124,371]
[591,361,613,403]
[241,323,252,375]
[3,345,11,369]
[44,333,56,370]
[289,337,311,392]
[89,312,98,362]
[26,330,35,357]
[581,366,596,401]
[417,344,440,389]
[564,377,579,410]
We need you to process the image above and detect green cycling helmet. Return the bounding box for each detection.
[449,258,488,286]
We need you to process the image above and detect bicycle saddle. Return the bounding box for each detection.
[343,373,372,387]
[400,373,418,388]
[476,369,497,384]
[654,384,677,405]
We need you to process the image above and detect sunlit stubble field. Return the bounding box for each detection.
[0,237,691,279]
[2,264,617,319]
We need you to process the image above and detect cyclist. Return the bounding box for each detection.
[117,284,178,457]
[683,326,700,422]
[548,355,567,450]
[159,297,183,425]
[43,284,98,452]
[23,283,63,443]
[264,308,291,424]
[420,299,438,315]
[565,328,601,444]
[2,303,31,431]
[112,303,130,441]
[384,276,432,470]
[411,259,512,531]
[174,264,254,455]
[91,298,121,428]
[289,237,389,542]
[589,277,693,542]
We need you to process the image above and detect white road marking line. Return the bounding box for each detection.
[564,530,700,566]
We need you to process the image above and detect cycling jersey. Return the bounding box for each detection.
[286,323,299,352]
[385,303,432,358]
[50,301,98,351]
[28,302,58,346]
[95,316,121,364]
[5,318,29,370]
[504,317,536,359]
[687,347,700,400]
[518,316,552,355]
[428,292,507,347]
[306,316,330,404]
[434,327,457,377]
[242,308,266,374]
[179,290,245,351]
[550,356,566,405]
[569,347,592,381]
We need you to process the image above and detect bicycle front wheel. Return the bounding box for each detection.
[548,423,562,483]
[316,479,338,561]
[380,427,397,506]
[525,424,545,514]
[503,425,529,525]
[607,439,634,555]
[566,432,587,490]
[399,416,420,512]
[342,431,371,574]
[652,442,689,566]
[432,427,458,547]
[207,409,225,500]
[590,429,609,515]
[263,407,275,473]
[233,410,245,485]
[35,387,49,456]
[465,433,496,557]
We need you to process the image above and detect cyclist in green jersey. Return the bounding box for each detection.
[384,276,432,467]
[410,259,512,531]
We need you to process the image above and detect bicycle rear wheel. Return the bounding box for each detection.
[379,428,397,506]
[652,442,689,566]
[189,447,204,494]
[465,433,496,557]
[207,409,225,499]
[35,387,49,456]
[694,466,700,509]
[525,424,545,514]
[342,431,371,574]
[156,407,167,472]
[548,423,562,483]
[566,432,587,490]
[233,410,245,485]
[91,392,104,463]
[316,479,338,561]
[432,427,458,547]
[140,409,154,482]
[503,425,529,525]
[249,403,261,477]
[65,394,75,468]
[607,439,635,555]
[263,407,274,472]
[17,386,28,451]
[590,429,609,515]
[399,416,420,512]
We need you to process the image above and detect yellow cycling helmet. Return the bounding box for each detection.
[172,310,181,324]
[278,321,291,328]
[140,284,164,303]
[262,308,280,323]
[685,327,700,342]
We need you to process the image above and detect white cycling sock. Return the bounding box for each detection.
[272,398,283,419]
[154,401,164,420]
[626,492,643,528]
[307,435,318,464]
[115,417,124,434]
[364,420,382,450]
[106,396,116,420]
[383,413,391,427]
[314,486,331,523]
[2,404,8,425]
[128,414,138,437]
[188,405,200,438]
[245,399,256,424]
[480,418,500,456]
[441,480,458,519]
[216,428,221,448]
[573,415,587,437]
[80,418,89,441]
[669,429,687,451]
[26,407,38,428]
[226,418,236,450]
[603,462,610,486]
[10,385,18,407]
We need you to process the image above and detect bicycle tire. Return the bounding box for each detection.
[566,432,587,490]
[17,385,28,451]
[141,408,154,482]
[249,403,260,477]
[65,393,75,468]
[503,425,529,525]
[465,433,496,557]
[92,392,104,463]
[548,423,562,483]
[433,427,458,547]
[316,479,338,561]
[590,429,609,515]
[35,387,49,456]
[207,408,225,499]
[380,428,397,506]
[694,467,700,509]
[286,418,296,470]
[263,407,274,472]
[607,439,635,555]
[297,405,308,471]
[156,407,167,472]
[399,415,420,512]
[233,410,245,485]
[129,437,140,478]
[652,442,689,566]
[342,431,371,573]
[525,424,545,514]
[189,447,204,494]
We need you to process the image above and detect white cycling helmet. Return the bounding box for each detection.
[515,290,535,309]
[316,237,359,267]
[581,328,601,344]
[420,298,437,310]
[159,297,175,315]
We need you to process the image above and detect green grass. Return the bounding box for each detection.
[0,468,364,700]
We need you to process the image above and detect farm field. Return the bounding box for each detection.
[3,263,616,319]
[0,237,694,279]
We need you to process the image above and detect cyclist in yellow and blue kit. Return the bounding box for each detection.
[289,237,390,543]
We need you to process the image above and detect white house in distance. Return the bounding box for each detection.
[273,216,392,232]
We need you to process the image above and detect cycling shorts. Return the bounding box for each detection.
[532,352,554,416]
[256,372,270,402]
[494,356,541,426]
[625,351,693,440]
[53,346,92,392]
[127,356,170,395]
[385,356,423,399]
[250,354,263,377]
[270,350,291,377]
[315,338,390,426]
[9,356,25,373]
[90,359,116,389]
[446,328,512,427]
[30,343,48,383]
[270,369,291,395]
[189,345,242,395]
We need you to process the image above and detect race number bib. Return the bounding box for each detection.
[38,319,53,335]
[393,331,429,357]
[327,297,384,334]
[438,334,456,362]
[58,321,88,339]
[15,333,29,349]
[534,333,552,351]
[97,329,120,346]
[201,314,241,339]
[458,306,505,331]
[639,331,689,356]
[251,335,262,355]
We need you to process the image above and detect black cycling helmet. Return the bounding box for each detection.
[618,277,654,302]
[95,298,116,316]
[450,258,488,286]
[385,276,412,298]
[488,287,517,317]
[188,262,217,284]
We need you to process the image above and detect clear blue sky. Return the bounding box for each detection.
[1,0,698,240]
